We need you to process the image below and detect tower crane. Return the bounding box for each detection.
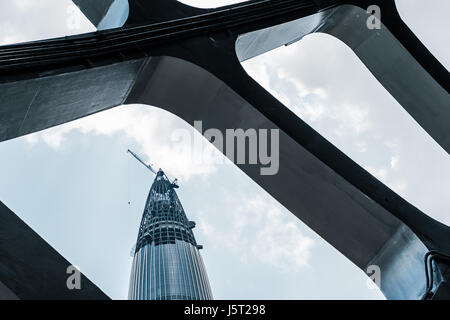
[127,149,179,188]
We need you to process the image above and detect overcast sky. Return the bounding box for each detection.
[0,0,448,300]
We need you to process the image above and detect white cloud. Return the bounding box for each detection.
[384,139,400,150]
[239,33,450,226]
[367,166,388,183]
[242,44,372,134]
[3,0,448,300]
[390,180,407,193]
[197,192,314,271]
[367,165,408,194]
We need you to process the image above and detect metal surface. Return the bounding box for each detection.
[0,0,448,299]
[0,201,109,300]
[72,0,128,29]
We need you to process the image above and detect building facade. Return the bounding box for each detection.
[128,170,213,300]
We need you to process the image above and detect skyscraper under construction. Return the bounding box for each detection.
[127,150,212,300]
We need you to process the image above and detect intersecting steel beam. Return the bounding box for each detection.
[72,0,129,29]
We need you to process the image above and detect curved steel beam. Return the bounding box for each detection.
[0,0,448,299]
[0,201,109,299]
[73,0,129,30]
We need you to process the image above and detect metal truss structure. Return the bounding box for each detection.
[0,0,449,299]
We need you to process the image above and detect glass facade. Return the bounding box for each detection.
[128,170,213,300]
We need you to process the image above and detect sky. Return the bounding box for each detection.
[0,0,448,300]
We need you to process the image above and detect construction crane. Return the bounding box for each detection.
[127,149,179,188]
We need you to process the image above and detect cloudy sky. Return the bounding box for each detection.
[0,0,448,300]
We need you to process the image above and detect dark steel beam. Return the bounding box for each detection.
[0,0,448,299]
[0,201,109,300]
[72,0,116,28]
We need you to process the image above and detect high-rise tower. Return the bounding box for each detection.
[127,150,212,300]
